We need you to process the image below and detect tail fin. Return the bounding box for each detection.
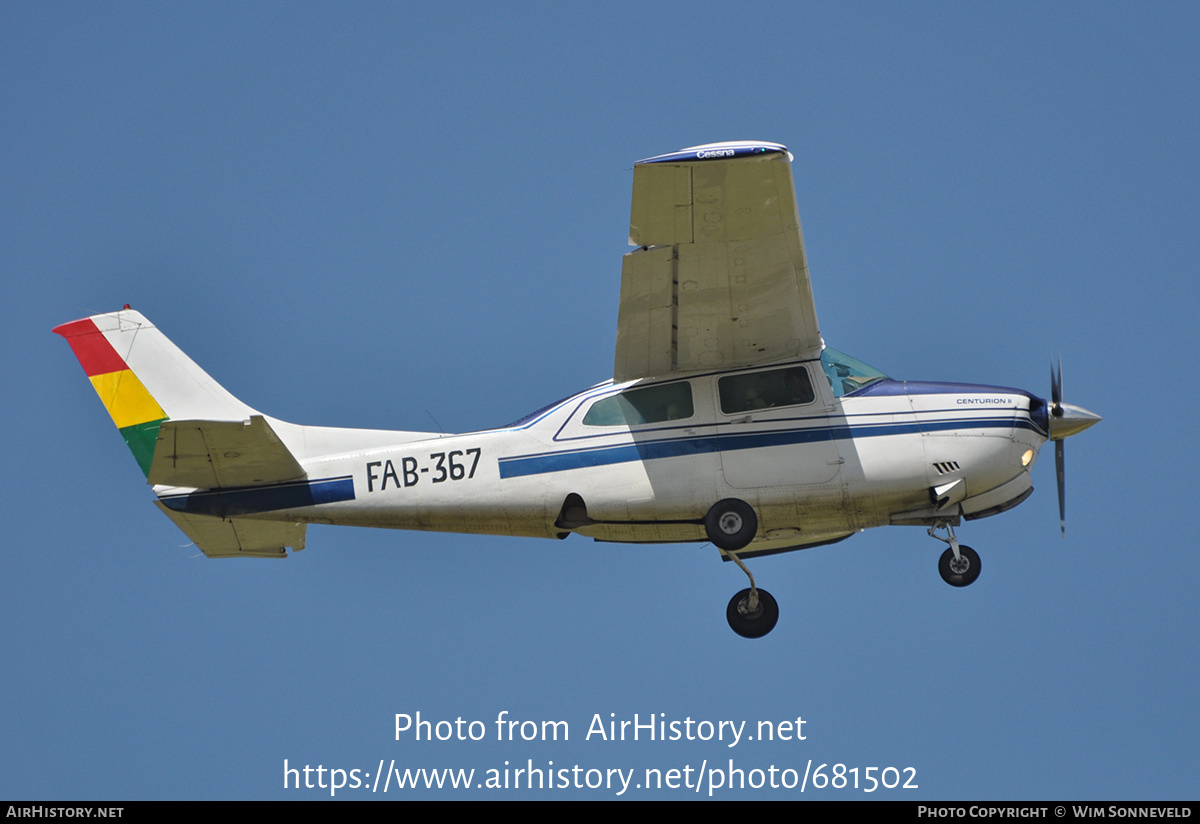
[54,307,258,476]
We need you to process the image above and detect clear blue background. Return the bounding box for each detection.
[4,2,1197,799]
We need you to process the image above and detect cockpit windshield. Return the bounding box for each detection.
[821,347,889,397]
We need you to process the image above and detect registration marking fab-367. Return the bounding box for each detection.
[366,449,482,492]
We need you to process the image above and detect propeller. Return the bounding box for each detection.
[1047,357,1101,536]
[1051,358,1066,536]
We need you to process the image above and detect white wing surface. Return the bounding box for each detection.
[614,142,821,381]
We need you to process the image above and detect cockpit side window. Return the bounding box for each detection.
[718,366,815,414]
[582,382,694,427]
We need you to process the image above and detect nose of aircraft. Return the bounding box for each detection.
[1048,402,1102,441]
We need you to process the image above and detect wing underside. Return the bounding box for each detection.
[614,142,822,382]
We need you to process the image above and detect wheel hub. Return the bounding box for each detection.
[736,596,763,620]
[949,555,971,575]
[726,587,779,638]
[719,513,743,534]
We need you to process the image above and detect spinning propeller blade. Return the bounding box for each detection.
[1047,357,1100,536]
[1052,357,1065,535]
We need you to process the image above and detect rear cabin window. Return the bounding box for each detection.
[582,382,694,427]
[719,366,815,414]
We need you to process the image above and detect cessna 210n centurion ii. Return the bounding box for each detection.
[57,141,1100,638]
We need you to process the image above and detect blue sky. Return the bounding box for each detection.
[4,2,1198,799]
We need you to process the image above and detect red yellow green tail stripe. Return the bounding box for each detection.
[54,316,167,476]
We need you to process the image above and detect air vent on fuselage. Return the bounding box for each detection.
[932,461,960,475]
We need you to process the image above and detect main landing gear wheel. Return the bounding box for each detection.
[727,588,779,638]
[705,498,758,551]
[938,545,981,587]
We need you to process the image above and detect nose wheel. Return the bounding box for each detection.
[929,522,981,587]
[938,545,981,587]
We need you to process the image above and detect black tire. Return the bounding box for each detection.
[938,545,981,587]
[704,499,758,551]
[726,588,779,638]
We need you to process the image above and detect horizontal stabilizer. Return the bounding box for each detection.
[148,415,305,489]
[154,503,305,558]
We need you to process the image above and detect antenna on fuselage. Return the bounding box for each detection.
[425,409,447,437]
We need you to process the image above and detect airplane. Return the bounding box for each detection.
[55,140,1100,638]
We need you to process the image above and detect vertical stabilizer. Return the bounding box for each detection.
[54,308,258,476]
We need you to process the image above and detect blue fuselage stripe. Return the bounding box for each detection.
[498,416,1040,479]
[159,476,355,517]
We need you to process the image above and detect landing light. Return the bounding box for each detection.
[1021,449,1034,467]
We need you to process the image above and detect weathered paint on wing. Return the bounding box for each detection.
[617,141,820,381]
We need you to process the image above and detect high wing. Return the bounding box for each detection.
[614,141,821,382]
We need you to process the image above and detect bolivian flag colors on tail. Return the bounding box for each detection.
[54,307,259,480]
[55,308,309,557]
[54,312,167,475]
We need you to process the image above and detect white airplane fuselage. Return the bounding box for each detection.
[58,141,1098,636]
[154,359,1049,556]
